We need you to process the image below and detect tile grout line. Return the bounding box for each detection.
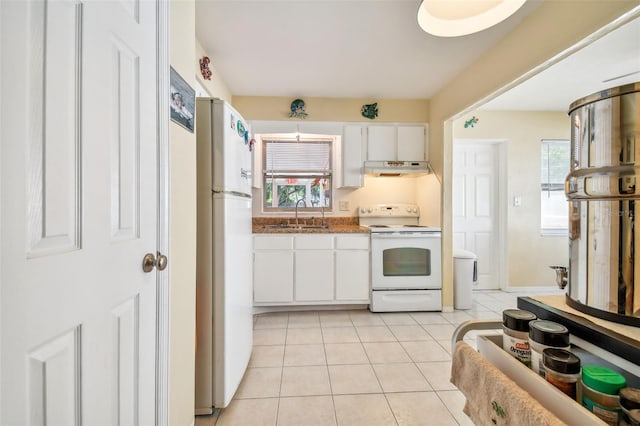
[273,312,290,426]
[319,325,339,426]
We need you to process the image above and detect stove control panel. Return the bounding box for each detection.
[358,204,419,218]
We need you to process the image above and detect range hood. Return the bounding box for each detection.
[364,160,432,177]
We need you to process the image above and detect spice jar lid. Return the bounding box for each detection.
[582,366,627,395]
[542,348,581,374]
[503,309,536,332]
[529,320,570,346]
[620,388,640,411]
[630,409,640,425]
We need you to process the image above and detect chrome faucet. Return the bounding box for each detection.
[295,198,306,226]
[549,266,568,290]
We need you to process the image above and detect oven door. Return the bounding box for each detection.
[371,232,442,290]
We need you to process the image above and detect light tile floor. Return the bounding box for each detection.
[195,290,559,426]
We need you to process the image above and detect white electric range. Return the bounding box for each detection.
[359,204,442,312]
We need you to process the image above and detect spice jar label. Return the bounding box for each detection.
[503,334,531,366]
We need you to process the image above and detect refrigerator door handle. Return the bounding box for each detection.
[212,189,252,199]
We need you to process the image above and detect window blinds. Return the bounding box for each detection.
[264,141,331,173]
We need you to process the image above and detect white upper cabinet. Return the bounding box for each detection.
[250,120,428,190]
[397,126,426,161]
[366,124,427,162]
[366,126,397,161]
[341,125,365,188]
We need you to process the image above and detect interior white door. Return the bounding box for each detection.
[453,142,502,290]
[1,1,159,425]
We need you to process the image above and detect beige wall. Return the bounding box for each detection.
[170,2,197,425]
[429,1,639,308]
[454,111,570,288]
[195,38,233,102]
[233,96,429,123]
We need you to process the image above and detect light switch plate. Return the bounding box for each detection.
[339,201,350,211]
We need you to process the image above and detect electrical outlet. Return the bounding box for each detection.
[339,201,350,211]
[513,196,522,207]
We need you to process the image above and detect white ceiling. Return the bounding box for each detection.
[195,1,640,112]
[480,15,640,111]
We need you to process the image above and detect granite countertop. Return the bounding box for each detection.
[253,217,369,234]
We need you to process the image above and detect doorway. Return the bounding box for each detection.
[452,140,507,290]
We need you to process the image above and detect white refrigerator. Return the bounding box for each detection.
[195,98,253,413]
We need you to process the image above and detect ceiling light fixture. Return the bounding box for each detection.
[417,0,527,38]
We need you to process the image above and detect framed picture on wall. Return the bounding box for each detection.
[170,67,195,132]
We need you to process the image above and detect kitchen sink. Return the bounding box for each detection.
[262,224,289,229]
[292,224,329,229]
[262,223,329,230]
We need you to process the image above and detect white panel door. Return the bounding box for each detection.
[453,142,501,289]
[1,1,159,425]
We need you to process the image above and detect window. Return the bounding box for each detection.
[262,138,332,211]
[540,139,570,234]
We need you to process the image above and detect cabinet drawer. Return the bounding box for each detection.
[335,236,369,250]
[254,235,293,250]
[477,335,604,425]
[294,235,333,250]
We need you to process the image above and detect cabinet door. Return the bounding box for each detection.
[335,250,370,301]
[341,125,364,188]
[397,126,425,161]
[295,250,334,301]
[254,251,294,303]
[366,126,396,161]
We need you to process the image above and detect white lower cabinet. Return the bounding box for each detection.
[335,235,370,301]
[254,251,294,302]
[295,250,334,301]
[253,236,294,303]
[335,251,370,300]
[253,234,370,305]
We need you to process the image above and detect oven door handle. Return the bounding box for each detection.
[371,232,441,238]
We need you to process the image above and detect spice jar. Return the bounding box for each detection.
[619,388,640,426]
[542,348,580,399]
[581,365,627,426]
[629,409,640,426]
[529,320,570,377]
[502,309,536,366]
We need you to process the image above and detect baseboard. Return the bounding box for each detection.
[503,285,565,294]
[253,304,368,315]
[441,306,454,313]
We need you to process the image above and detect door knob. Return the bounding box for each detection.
[142,253,156,272]
[142,252,169,273]
[156,252,168,271]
